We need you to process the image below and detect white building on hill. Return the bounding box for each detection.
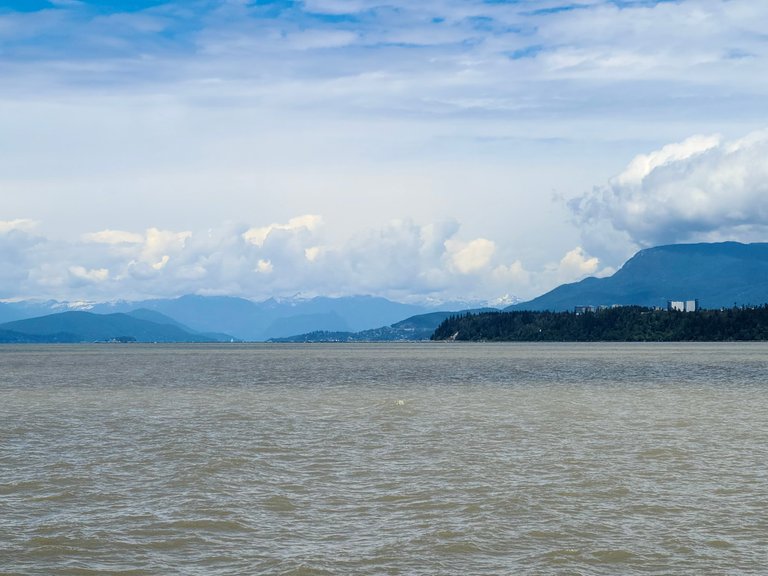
[667,299,699,312]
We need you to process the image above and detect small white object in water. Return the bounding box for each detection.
[395,399,405,406]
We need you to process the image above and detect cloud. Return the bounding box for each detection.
[255,259,273,274]
[7,1,768,116]
[555,247,600,282]
[491,260,530,286]
[570,129,768,255]
[139,227,191,269]
[0,219,39,234]
[302,0,371,15]
[83,229,144,244]
[69,265,109,283]
[286,29,359,50]
[612,135,721,188]
[0,215,547,302]
[0,213,627,304]
[79,227,191,279]
[304,246,321,262]
[243,215,323,247]
[0,221,44,297]
[446,237,496,274]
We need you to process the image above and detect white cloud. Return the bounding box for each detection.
[446,237,496,274]
[570,129,768,254]
[152,255,170,271]
[256,258,273,274]
[69,265,109,283]
[491,260,530,286]
[140,227,191,269]
[613,135,721,188]
[0,219,38,234]
[243,215,323,247]
[0,215,550,302]
[556,247,600,283]
[83,229,144,244]
[304,246,322,261]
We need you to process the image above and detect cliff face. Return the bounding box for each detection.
[506,242,768,311]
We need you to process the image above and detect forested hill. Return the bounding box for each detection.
[0,311,222,343]
[506,242,768,311]
[269,310,495,342]
[431,306,768,342]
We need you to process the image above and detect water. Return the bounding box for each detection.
[2,342,767,575]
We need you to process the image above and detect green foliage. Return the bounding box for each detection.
[431,306,768,342]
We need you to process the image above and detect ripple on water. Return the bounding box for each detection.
[2,342,768,575]
[278,566,334,576]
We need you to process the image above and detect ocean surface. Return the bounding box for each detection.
[1,342,767,575]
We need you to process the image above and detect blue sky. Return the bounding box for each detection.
[2,0,768,303]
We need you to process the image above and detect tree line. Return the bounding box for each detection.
[430,306,768,341]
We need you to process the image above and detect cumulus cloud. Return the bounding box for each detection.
[570,129,768,259]
[69,265,109,283]
[555,247,601,283]
[78,227,192,282]
[242,215,322,247]
[491,260,530,286]
[484,245,608,301]
[0,215,548,302]
[139,227,191,269]
[446,238,496,274]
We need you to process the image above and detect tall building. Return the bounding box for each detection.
[667,299,699,312]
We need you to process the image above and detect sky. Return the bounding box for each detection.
[2,0,768,304]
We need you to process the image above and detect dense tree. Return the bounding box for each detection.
[431,306,768,341]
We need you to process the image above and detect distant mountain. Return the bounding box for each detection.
[507,242,768,312]
[0,299,91,324]
[0,311,221,343]
[0,294,500,341]
[90,294,436,341]
[124,308,236,342]
[263,312,351,340]
[124,308,190,329]
[270,309,496,342]
[91,295,264,340]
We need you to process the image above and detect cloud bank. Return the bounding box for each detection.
[0,216,600,303]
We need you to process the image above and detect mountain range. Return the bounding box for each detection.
[2,242,768,343]
[0,295,459,341]
[0,295,482,342]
